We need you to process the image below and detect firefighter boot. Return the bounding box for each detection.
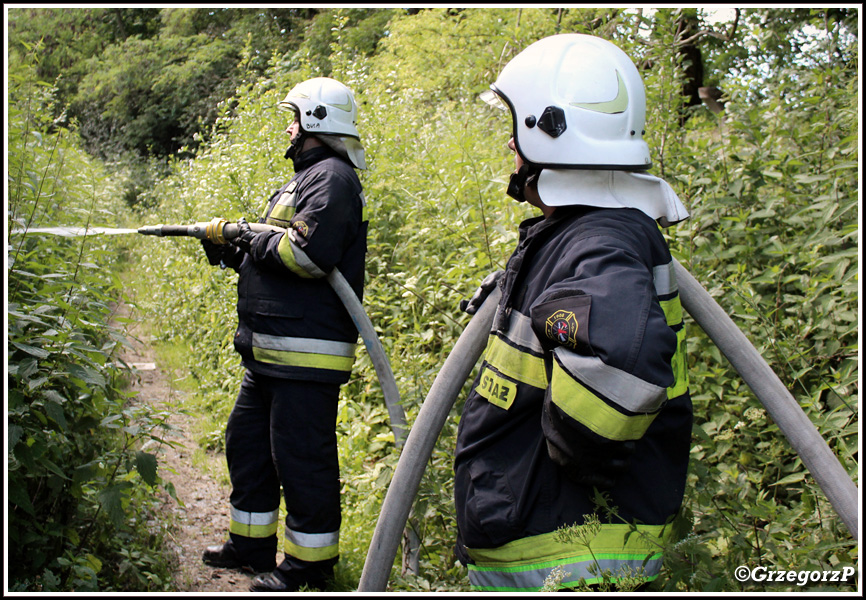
[202,539,275,573]
[249,557,334,592]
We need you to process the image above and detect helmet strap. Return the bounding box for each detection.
[284,129,308,161]
[506,164,541,203]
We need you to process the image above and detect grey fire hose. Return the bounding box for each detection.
[357,261,858,592]
[138,219,408,446]
[672,260,858,537]
[357,286,501,592]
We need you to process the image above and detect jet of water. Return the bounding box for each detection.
[9,227,140,237]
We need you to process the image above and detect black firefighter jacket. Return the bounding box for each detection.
[231,146,367,384]
[453,205,693,591]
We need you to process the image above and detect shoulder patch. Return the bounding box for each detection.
[530,293,593,354]
[545,310,580,347]
[292,220,309,238]
[289,213,318,246]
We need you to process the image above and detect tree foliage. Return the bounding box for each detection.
[7,7,331,158]
[6,6,859,593]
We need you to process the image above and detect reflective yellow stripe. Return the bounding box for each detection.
[285,539,339,562]
[667,326,689,399]
[553,347,667,413]
[229,507,279,539]
[284,527,339,562]
[268,209,295,225]
[659,293,688,399]
[276,231,329,279]
[252,333,356,371]
[276,234,316,278]
[265,217,290,228]
[466,524,668,591]
[659,297,683,327]
[550,359,656,441]
[483,335,548,390]
[253,347,355,371]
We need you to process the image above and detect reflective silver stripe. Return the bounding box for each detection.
[276,190,297,207]
[231,506,279,526]
[653,261,678,297]
[358,191,367,207]
[252,333,356,357]
[468,556,662,591]
[285,526,340,549]
[553,347,667,413]
[287,229,327,277]
[500,310,545,354]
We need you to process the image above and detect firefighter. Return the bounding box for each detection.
[454,34,693,591]
[199,77,368,592]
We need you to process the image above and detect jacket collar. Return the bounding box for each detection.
[291,145,340,172]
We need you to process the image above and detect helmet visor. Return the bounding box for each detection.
[479,89,508,111]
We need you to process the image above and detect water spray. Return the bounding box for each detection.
[10,226,140,237]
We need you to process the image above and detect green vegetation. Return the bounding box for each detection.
[6,7,859,593]
[7,49,179,591]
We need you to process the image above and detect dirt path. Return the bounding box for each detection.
[120,309,254,593]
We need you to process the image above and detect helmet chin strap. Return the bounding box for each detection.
[506,164,541,203]
[284,130,308,161]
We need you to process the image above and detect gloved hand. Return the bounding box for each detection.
[546,437,635,489]
[230,217,258,254]
[459,270,504,314]
[200,239,243,271]
[201,239,228,266]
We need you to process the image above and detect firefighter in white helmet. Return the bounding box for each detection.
[455,34,692,591]
[200,77,367,592]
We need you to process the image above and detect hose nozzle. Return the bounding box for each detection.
[137,225,166,236]
[137,219,280,243]
[136,219,230,242]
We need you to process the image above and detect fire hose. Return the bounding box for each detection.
[137,221,858,589]
[356,260,859,592]
[138,219,408,447]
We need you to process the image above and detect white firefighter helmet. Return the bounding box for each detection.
[482,33,651,171]
[279,77,366,169]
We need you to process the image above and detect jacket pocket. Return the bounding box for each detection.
[255,298,305,319]
[463,455,522,547]
[247,299,305,335]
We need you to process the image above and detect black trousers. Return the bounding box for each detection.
[225,370,341,572]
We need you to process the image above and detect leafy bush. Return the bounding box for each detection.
[8,53,178,592]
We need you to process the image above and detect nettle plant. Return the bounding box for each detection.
[8,55,179,592]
